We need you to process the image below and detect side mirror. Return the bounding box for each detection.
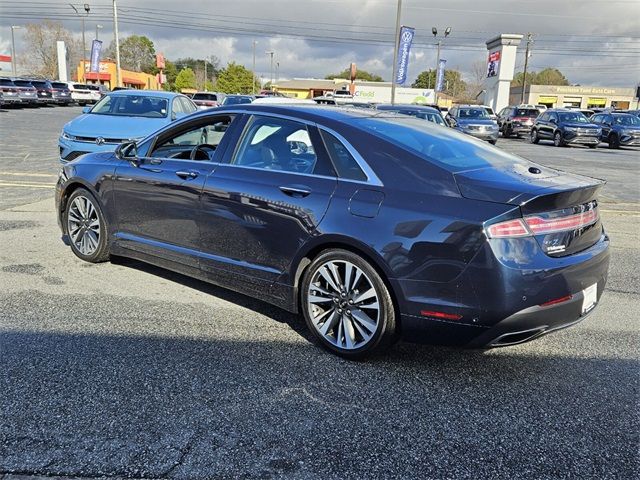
[550,118,557,124]
[82,106,91,114]
[115,141,138,163]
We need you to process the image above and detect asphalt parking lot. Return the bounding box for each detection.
[0,106,638,479]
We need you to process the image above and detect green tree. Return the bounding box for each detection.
[175,67,196,91]
[159,59,178,91]
[325,68,384,82]
[215,62,260,94]
[412,69,467,98]
[106,35,156,73]
[512,68,570,86]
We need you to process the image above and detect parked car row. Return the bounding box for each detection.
[0,78,106,108]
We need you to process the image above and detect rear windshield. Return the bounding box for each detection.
[193,93,217,101]
[354,116,527,172]
[222,96,253,105]
[0,79,15,86]
[51,82,68,88]
[90,94,169,118]
[13,80,33,87]
[31,81,47,87]
[73,84,88,89]
[515,108,539,117]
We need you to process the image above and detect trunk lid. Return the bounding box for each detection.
[454,164,605,257]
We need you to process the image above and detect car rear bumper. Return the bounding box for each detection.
[1,96,22,104]
[394,231,610,347]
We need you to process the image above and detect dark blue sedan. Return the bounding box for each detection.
[55,104,610,358]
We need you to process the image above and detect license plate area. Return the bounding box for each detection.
[582,283,597,314]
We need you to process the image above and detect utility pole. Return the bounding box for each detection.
[521,32,533,104]
[113,0,121,88]
[390,0,402,105]
[204,58,207,91]
[10,25,21,76]
[432,26,451,105]
[276,61,280,84]
[266,51,274,88]
[252,40,257,94]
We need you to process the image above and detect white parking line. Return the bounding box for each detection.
[0,171,57,178]
[0,181,55,189]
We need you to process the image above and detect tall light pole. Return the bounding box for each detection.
[276,61,280,84]
[390,0,402,105]
[113,0,122,88]
[10,25,21,76]
[432,26,451,105]
[265,51,274,88]
[69,3,90,81]
[95,23,103,40]
[521,32,533,104]
[252,40,257,94]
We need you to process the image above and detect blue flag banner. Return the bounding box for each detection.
[436,58,447,92]
[90,40,103,73]
[395,26,415,85]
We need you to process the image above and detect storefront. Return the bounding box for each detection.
[510,85,637,110]
[77,60,160,90]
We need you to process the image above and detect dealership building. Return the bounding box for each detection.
[510,84,638,110]
[76,60,160,90]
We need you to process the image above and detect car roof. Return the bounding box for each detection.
[377,104,440,113]
[106,89,183,98]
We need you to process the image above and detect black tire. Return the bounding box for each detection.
[554,131,565,147]
[504,125,512,138]
[300,249,397,359]
[608,133,620,149]
[64,188,110,263]
[530,129,539,144]
[588,144,597,149]
[489,139,497,145]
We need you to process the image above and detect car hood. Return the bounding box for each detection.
[453,163,603,206]
[457,119,496,126]
[64,114,169,139]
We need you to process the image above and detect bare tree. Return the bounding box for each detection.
[21,20,81,79]
[465,60,488,101]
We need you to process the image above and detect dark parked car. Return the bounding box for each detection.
[446,105,499,144]
[0,78,22,106]
[497,105,540,138]
[192,92,225,110]
[55,105,609,358]
[530,109,601,148]
[11,79,39,106]
[376,104,447,126]
[589,112,640,148]
[29,79,56,105]
[50,81,73,105]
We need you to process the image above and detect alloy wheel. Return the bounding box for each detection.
[67,195,101,256]
[306,260,380,350]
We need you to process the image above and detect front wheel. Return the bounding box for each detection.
[554,131,565,147]
[608,133,620,149]
[65,188,110,263]
[301,249,397,359]
[530,129,540,144]
[489,139,497,145]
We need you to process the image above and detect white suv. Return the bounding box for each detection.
[65,82,94,106]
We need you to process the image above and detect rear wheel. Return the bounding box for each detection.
[301,249,397,359]
[554,131,565,147]
[530,129,540,144]
[65,188,110,263]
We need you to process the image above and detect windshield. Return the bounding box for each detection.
[90,94,169,118]
[355,116,528,171]
[458,108,490,119]
[222,96,253,105]
[515,108,539,117]
[613,115,640,126]
[558,112,589,123]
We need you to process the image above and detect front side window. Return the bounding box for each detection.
[150,115,235,160]
[233,116,319,174]
[91,95,169,118]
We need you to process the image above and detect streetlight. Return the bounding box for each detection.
[276,61,280,84]
[10,25,21,76]
[69,3,90,81]
[432,26,451,104]
[265,51,274,88]
[95,24,103,40]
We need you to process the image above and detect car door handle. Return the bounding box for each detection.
[176,170,198,180]
[279,185,311,197]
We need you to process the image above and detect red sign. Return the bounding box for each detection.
[0,54,11,62]
[156,53,165,69]
[487,51,501,78]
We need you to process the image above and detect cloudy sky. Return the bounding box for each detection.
[0,0,639,87]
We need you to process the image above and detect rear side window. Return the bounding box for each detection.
[320,130,367,181]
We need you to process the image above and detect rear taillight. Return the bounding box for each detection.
[486,219,530,238]
[486,208,599,239]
